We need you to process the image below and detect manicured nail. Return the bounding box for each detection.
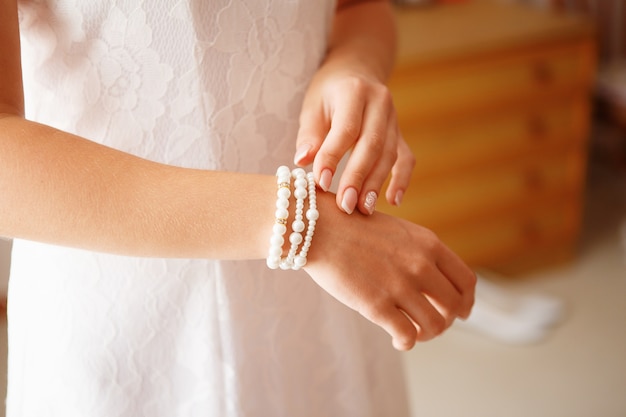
[364,191,377,215]
[341,187,358,214]
[394,190,404,207]
[319,169,333,192]
[294,144,311,165]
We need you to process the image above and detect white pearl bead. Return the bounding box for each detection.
[268,246,283,257]
[294,178,307,189]
[277,166,291,176]
[292,220,305,233]
[276,198,289,209]
[306,208,319,221]
[277,187,291,199]
[266,257,280,269]
[272,223,286,235]
[289,232,303,245]
[292,168,306,178]
[294,255,307,268]
[270,234,284,247]
[294,187,307,199]
[275,207,289,219]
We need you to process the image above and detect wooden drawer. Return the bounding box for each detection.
[390,42,595,123]
[401,98,590,179]
[436,200,581,268]
[379,149,586,230]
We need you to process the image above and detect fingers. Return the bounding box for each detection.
[358,300,418,351]
[335,104,397,215]
[394,261,460,341]
[362,263,467,348]
[435,248,477,319]
[385,134,415,208]
[366,280,460,349]
[296,76,415,216]
[310,81,368,194]
[294,102,329,168]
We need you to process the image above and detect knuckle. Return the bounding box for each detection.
[344,75,368,92]
[343,170,367,189]
[377,85,394,104]
[318,148,344,168]
[359,297,391,324]
[403,151,416,169]
[339,121,361,140]
[341,76,391,102]
[405,255,434,278]
[388,278,412,299]
[429,314,447,335]
[446,296,464,317]
[364,130,385,153]
[384,146,399,166]
[419,228,443,254]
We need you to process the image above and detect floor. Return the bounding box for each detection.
[0,127,623,417]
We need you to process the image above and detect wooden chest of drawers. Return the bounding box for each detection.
[378,0,596,273]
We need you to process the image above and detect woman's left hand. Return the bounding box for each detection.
[294,69,415,215]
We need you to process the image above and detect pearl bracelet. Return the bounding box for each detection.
[266,166,318,270]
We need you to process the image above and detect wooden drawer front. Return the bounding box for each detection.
[381,150,585,229]
[390,42,594,123]
[437,200,580,268]
[402,99,589,178]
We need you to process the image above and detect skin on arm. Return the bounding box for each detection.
[295,0,415,216]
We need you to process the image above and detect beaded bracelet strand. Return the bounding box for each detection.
[282,168,307,270]
[266,166,292,270]
[293,171,318,270]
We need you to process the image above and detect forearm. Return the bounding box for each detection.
[325,0,397,83]
[0,114,280,259]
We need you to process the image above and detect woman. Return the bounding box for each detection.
[0,0,475,415]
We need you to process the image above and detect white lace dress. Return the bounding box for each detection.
[8,1,410,416]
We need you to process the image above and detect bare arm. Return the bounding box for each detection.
[0,0,276,259]
[329,0,397,83]
[0,115,279,259]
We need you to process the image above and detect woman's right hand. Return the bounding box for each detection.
[304,190,476,351]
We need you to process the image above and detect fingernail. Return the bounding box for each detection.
[341,187,358,214]
[294,144,311,165]
[394,190,404,206]
[364,191,377,215]
[319,169,333,192]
